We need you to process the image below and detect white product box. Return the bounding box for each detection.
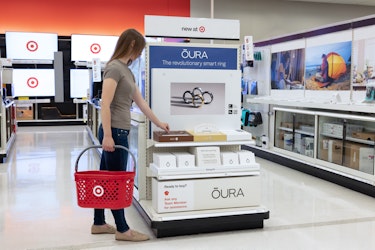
[322,123,363,137]
[284,133,293,151]
[152,152,177,168]
[237,150,256,166]
[189,146,221,167]
[322,123,343,137]
[303,137,314,158]
[171,152,195,168]
[359,148,374,175]
[220,151,239,166]
[219,129,252,141]
[152,175,261,213]
[294,133,303,154]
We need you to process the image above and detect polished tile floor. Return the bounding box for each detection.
[1,125,375,250]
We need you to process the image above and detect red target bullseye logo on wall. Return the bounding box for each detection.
[90,43,101,54]
[26,41,38,52]
[93,185,104,197]
[199,26,206,33]
[27,77,39,88]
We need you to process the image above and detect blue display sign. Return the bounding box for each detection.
[149,45,238,70]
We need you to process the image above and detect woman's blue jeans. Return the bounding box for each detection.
[93,124,130,233]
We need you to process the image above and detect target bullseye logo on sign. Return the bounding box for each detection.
[93,185,104,197]
[26,40,39,52]
[199,26,206,33]
[90,43,101,54]
[27,77,39,88]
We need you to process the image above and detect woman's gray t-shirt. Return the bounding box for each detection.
[103,59,136,130]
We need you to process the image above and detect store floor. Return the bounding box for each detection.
[1,125,375,250]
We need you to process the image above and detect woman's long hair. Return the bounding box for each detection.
[108,29,145,65]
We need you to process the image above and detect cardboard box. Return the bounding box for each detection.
[351,132,375,141]
[275,138,284,149]
[152,175,261,213]
[16,106,33,120]
[152,152,177,168]
[359,148,374,175]
[344,143,374,173]
[187,130,227,142]
[153,130,193,142]
[278,131,285,140]
[220,151,239,166]
[320,139,342,165]
[343,142,361,170]
[280,122,301,129]
[346,124,364,136]
[171,152,195,168]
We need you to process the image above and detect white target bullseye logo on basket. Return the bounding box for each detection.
[93,185,104,197]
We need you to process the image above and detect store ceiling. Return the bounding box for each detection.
[287,0,375,6]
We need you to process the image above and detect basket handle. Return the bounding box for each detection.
[75,145,136,173]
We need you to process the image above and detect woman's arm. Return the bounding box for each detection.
[132,87,170,132]
[100,78,117,151]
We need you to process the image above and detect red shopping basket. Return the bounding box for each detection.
[74,145,136,209]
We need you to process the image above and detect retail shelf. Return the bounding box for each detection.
[14,99,51,104]
[320,133,375,146]
[11,59,53,64]
[149,140,255,148]
[73,98,88,104]
[17,118,84,122]
[278,127,314,136]
[247,97,375,114]
[148,163,260,180]
[134,199,269,238]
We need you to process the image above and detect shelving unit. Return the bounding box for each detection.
[0,100,16,163]
[244,98,375,196]
[85,102,269,237]
[140,139,268,237]
[14,99,86,126]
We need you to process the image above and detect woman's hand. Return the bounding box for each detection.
[102,136,115,152]
[158,122,170,133]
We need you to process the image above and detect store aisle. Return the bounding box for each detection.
[0,126,375,250]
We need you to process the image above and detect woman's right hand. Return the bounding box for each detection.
[102,136,115,152]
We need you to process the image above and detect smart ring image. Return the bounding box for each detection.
[171,87,213,108]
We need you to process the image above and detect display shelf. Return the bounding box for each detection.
[278,127,315,137]
[247,96,375,114]
[0,100,16,163]
[11,59,53,64]
[15,98,86,126]
[320,133,375,146]
[243,143,375,197]
[265,106,375,193]
[134,199,269,238]
[148,163,260,180]
[150,140,255,148]
[84,42,269,238]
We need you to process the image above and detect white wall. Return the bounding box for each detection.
[190,0,375,43]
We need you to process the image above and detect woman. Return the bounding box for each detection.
[91,29,170,241]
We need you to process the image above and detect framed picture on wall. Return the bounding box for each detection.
[270,49,305,90]
[305,41,352,90]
